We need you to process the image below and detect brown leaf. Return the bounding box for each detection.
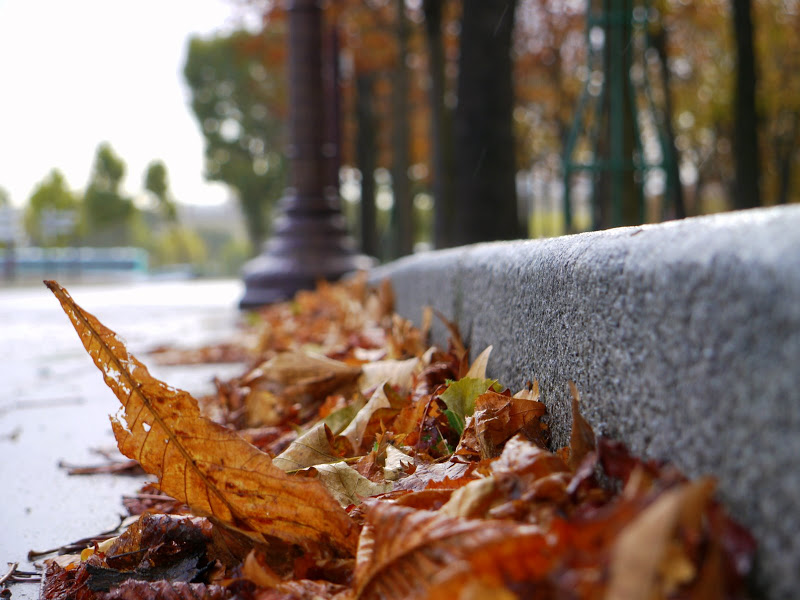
[473,391,548,458]
[605,477,716,600]
[567,381,596,471]
[351,501,547,600]
[242,549,283,588]
[246,351,361,389]
[97,580,228,600]
[439,476,498,518]
[104,514,211,571]
[45,281,358,555]
[392,459,473,491]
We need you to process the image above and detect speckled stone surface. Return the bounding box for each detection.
[370,205,800,599]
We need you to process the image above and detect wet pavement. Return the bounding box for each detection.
[0,279,247,598]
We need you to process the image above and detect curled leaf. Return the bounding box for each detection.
[464,345,492,379]
[312,462,393,507]
[272,422,340,472]
[606,478,717,600]
[340,384,392,451]
[45,280,358,555]
[352,501,546,600]
[567,381,596,471]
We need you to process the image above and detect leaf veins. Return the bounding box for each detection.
[45,280,358,555]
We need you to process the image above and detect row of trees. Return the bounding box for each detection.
[185,0,798,260]
[11,143,246,274]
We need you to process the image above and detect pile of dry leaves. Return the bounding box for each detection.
[39,276,756,600]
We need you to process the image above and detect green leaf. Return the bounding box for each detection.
[323,398,365,435]
[439,377,497,435]
[444,409,464,436]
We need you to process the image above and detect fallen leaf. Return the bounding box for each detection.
[439,476,497,518]
[513,379,540,400]
[567,381,596,471]
[46,280,358,555]
[340,385,391,451]
[383,445,414,482]
[242,550,283,588]
[605,477,716,600]
[359,357,421,393]
[272,422,341,472]
[393,459,473,491]
[464,345,492,379]
[438,377,498,435]
[473,390,548,458]
[97,580,228,600]
[351,501,547,600]
[246,351,361,389]
[104,514,211,571]
[312,462,393,507]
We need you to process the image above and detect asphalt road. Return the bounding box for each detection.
[0,278,247,598]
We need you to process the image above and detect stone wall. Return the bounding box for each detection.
[370,205,800,599]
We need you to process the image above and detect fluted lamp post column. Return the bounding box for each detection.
[240,0,374,309]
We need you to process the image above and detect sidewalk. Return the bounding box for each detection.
[0,279,246,599]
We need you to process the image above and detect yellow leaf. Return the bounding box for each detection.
[45,280,358,555]
[272,422,340,472]
[311,462,393,507]
[465,345,493,379]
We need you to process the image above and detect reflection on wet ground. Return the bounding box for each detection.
[0,279,246,599]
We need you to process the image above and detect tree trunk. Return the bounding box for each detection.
[391,0,413,256]
[650,21,686,219]
[453,0,523,246]
[356,74,378,257]
[423,0,455,248]
[774,111,798,205]
[731,0,761,209]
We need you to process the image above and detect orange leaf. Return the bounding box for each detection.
[45,281,358,555]
[352,501,553,600]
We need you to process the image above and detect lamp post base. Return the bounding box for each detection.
[239,193,375,309]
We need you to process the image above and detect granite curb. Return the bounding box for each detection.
[370,205,800,599]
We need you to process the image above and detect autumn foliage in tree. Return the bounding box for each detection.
[186,0,799,252]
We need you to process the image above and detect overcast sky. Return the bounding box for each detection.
[0,0,256,208]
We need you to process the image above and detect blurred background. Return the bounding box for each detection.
[0,0,797,282]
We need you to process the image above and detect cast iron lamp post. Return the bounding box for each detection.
[240,0,373,309]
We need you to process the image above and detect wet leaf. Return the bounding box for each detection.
[97,580,228,600]
[104,514,211,571]
[46,281,358,555]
